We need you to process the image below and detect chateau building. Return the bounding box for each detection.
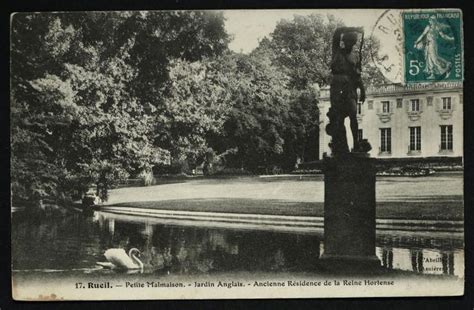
[318,82,463,159]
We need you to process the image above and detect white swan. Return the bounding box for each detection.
[97,248,144,270]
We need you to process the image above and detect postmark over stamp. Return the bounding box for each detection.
[403,10,463,84]
[370,9,404,83]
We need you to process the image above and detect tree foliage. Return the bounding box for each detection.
[11,11,229,204]
[210,53,292,171]
[259,14,386,89]
[156,58,232,164]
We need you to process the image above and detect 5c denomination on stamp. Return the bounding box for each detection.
[403,10,463,84]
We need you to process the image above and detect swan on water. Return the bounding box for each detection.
[97,248,144,270]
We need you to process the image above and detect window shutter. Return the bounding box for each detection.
[427,96,433,106]
[435,97,440,111]
[396,98,403,108]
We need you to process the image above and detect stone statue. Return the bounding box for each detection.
[321,30,379,271]
[326,27,371,155]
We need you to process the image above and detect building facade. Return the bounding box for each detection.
[318,82,463,159]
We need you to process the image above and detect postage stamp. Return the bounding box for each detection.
[402,10,463,84]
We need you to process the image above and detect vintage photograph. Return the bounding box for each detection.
[10,9,464,300]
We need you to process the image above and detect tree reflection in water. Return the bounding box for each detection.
[97,216,322,274]
[11,211,463,278]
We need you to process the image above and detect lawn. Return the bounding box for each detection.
[106,172,463,220]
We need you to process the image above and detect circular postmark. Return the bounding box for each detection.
[370,9,463,84]
[370,9,404,83]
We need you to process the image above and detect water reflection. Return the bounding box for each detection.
[380,248,393,270]
[374,247,462,277]
[11,211,463,278]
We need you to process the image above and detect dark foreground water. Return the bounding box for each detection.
[11,211,464,278]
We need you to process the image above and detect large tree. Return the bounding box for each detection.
[154,58,233,171]
[258,14,387,89]
[11,11,231,204]
[11,14,161,203]
[203,52,292,172]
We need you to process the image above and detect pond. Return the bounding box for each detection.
[11,211,464,278]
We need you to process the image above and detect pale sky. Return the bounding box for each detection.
[224,9,386,53]
[223,9,402,82]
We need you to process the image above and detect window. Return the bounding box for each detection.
[396,98,403,108]
[357,102,362,114]
[382,101,390,113]
[442,97,452,110]
[357,129,363,141]
[410,99,420,112]
[440,125,453,150]
[380,128,391,153]
[409,126,421,151]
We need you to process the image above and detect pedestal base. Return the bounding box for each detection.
[321,153,380,270]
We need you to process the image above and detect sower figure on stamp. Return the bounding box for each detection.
[414,15,454,80]
[326,27,370,155]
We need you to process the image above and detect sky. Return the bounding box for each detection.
[224,9,386,53]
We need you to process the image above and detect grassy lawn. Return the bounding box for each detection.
[112,198,462,220]
[107,173,463,220]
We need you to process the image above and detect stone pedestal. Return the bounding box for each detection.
[320,153,380,270]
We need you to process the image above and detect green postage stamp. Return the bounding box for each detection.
[403,10,463,84]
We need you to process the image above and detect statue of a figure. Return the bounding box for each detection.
[326,27,370,155]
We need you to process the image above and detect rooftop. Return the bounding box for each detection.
[319,82,463,99]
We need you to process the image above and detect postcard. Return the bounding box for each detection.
[10,8,464,300]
